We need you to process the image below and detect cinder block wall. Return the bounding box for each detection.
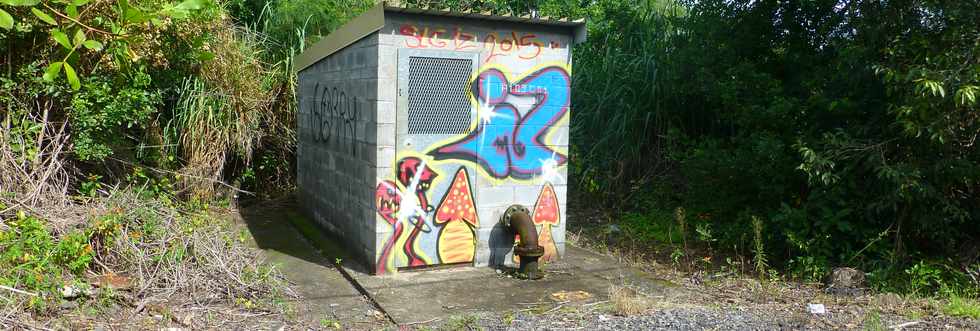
[372,13,572,274]
[297,10,576,275]
[297,34,382,267]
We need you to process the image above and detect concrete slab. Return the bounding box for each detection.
[345,246,676,325]
[235,201,389,329]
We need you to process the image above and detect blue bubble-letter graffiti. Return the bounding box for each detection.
[429,66,569,179]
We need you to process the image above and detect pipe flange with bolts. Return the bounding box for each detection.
[501,204,544,280]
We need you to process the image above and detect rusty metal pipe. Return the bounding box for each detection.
[501,205,544,280]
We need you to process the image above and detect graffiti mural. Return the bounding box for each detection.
[399,24,564,63]
[434,167,479,263]
[373,156,483,272]
[429,66,570,180]
[375,65,571,272]
[376,24,571,271]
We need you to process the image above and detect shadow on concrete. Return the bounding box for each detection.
[237,195,372,275]
[234,196,390,328]
[488,222,517,267]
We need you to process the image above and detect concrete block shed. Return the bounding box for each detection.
[294,2,586,275]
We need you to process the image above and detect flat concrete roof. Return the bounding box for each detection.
[294,1,587,72]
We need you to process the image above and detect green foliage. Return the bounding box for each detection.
[1,0,216,89]
[570,0,979,293]
[79,174,103,197]
[227,0,372,59]
[620,209,679,244]
[0,212,96,312]
[69,69,161,160]
[572,0,683,202]
[319,318,341,329]
[862,309,885,331]
[905,261,945,297]
[441,314,482,331]
[944,296,980,320]
[3,0,301,197]
[125,166,175,200]
[1,214,62,293]
[751,216,768,277]
[399,0,590,18]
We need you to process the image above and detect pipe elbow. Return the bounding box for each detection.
[502,205,543,257]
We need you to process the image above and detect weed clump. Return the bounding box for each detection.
[943,296,980,319]
[0,190,292,327]
[609,285,651,316]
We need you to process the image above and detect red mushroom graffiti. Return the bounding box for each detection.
[513,183,561,264]
[532,183,560,262]
[434,167,479,264]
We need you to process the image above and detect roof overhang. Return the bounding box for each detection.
[294,1,587,73]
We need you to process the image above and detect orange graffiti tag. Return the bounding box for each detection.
[400,25,425,48]
[519,34,544,59]
[453,27,476,50]
[429,28,448,48]
[399,24,548,63]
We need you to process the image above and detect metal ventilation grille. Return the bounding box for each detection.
[407,56,473,135]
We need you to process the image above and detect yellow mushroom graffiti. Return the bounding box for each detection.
[434,167,479,264]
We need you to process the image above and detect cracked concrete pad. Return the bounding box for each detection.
[235,204,388,329]
[345,246,677,325]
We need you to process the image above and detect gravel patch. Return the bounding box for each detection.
[423,303,980,331]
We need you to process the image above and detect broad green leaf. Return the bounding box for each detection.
[43,61,63,81]
[161,5,188,19]
[164,0,208,19]
[175,0,207,10]
[117,0,150,23]
[65,5,78,19]
[82,39,102,51]
[31,8,57,25]
[71,0,89,5]
[63,62,79,90]
[956,86,978,106]
[0,9,12,30]
[73,28,85,46]
[196,51,214,61]
[51,29,71,49]
[2,0,41,6]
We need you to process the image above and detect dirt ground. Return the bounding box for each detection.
[9,195,975,331]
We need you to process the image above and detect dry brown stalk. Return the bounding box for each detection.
[1,101,74,218]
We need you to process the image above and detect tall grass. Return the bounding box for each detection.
[221,0,371,194]
[571,0,682,208]
[164,19,276,197]
[236,0,373,61]
[157,0,373,197]
[571,0,685,206]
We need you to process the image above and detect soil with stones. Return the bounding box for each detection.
[407,196,980,331]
